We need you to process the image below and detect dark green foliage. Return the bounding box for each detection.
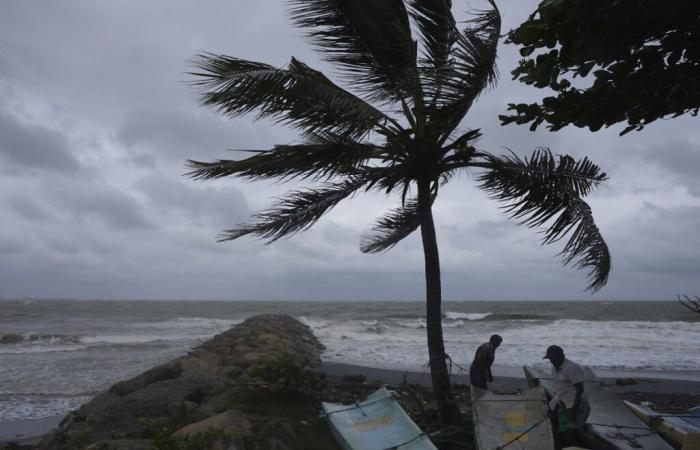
[477,149,610,291]
[502,0,700,134]
[64,429,91,450]
[248,356,328,403]
[139,410,225,450]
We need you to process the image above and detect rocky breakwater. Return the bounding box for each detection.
[38,314,331,450]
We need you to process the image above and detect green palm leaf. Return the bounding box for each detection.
[425,1,500,138]
[476,149,610,291]
[407,0,457,67]
[360,198,422,253]
[219,177,366,243]
[289,0,420,102]
[190,54,395,138]
[186,134,379,182]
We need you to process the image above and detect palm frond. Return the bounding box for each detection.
[360,198,422,253]
[476,149,610,292]
[190,54,394,138]
[407,0,457,68]
[477,148,607,196]
[288,0,420,102]
[186,134,378,182]
[424,1,500,137]
[219,178,366,243]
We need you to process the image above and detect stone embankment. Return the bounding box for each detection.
[38,314,327,450]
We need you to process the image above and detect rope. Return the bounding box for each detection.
[588,422,656,432]
[446,354,470,376]
[648,413,699,419]
[319,395,392,418]
[588,422,658,449]
[380,431,438,450]
[470,399,544,403]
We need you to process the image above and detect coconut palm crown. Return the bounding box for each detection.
[187,0,611,423]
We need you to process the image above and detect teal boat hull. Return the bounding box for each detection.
[321,387,438,450]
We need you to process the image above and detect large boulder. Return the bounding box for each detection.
[173,409,252,438]
[38,314,324,449]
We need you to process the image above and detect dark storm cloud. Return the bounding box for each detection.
[0,108,81,174]
[638,139,700,196]
[136,174,250,227]
[6,196,53,222]
[116,105,277,162]
[0,238,24,255]
[616,204,700,275]
[0,0,698,300]
[50,183,153,231]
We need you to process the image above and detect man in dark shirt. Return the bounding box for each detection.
[469,334,502,389]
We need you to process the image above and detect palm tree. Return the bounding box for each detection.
[187,0,611,424]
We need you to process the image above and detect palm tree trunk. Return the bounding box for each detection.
[416,178,461,425]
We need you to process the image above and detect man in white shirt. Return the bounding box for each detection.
[543,345,590,432]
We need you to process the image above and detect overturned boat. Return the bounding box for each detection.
[321,387,438,450]
[524,365,674,450]
[471,386,555,450]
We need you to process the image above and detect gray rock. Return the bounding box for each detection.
[0,333,22,344]
[109,359,183,396]
[173,409,252,438]
[257,418,297,447]
[85,438,152,450]
[38,314,322,449]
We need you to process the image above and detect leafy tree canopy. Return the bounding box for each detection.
[501,0,700,135]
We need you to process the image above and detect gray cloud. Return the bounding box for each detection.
[0,108,82,174]
[49,182,153,231]
[637,139,700,196]
[6,196,53,222]
[0,0,698,300]
[136,174,250,227]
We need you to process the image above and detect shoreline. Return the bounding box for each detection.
[3,362,700,446]
[0,415,64,446]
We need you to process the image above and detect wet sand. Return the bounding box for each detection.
[0,415,64,446]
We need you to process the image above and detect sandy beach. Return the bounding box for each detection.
[3,362,698,447]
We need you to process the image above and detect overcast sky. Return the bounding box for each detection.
[1,1,698,301]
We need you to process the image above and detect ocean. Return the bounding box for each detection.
[0,299,698,422]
